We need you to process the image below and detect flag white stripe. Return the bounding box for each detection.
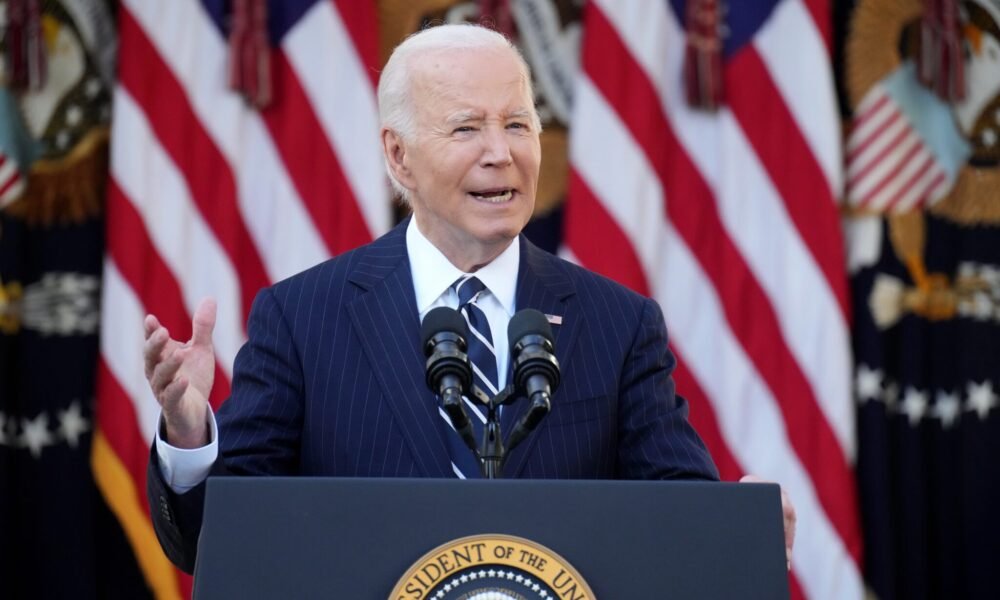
[893,162,946,212]
[846,94,895,155]
[123,0,331,282]
[284,1,390,239]
[849,128,920,199]
[654,219,864,600]
[632,7,854,458]
[754,0,842,196]
[864,145,935,211]
[100,258,167,445]
[570,76,665,283]
[846,115,911,187]
[572,69,860,597]
[111,86,243,378]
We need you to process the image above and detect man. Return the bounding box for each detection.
[144,24,794,573]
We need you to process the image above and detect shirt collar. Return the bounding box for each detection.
[406,217,519,316]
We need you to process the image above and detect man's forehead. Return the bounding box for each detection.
[411,46,523,85]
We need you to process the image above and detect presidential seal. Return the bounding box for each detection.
[390,534,595,600]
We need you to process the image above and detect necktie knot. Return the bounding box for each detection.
[452,275,487,307]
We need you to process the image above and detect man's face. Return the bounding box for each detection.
[389,46,541,268]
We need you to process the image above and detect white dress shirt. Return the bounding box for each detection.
[157,218,520,492]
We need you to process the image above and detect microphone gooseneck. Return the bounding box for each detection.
[421,307,478,456]
[506,309,560,452]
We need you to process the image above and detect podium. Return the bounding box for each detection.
[193,478,789,599]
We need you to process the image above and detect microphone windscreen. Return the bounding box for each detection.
[507,308,553,346]
[421,306,468,347]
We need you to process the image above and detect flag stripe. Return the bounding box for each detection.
[564,170,651,297]
[110,85,244,380]
[754,0,841,195]
[118,6,268,324]
[124,0,333,282]
[98,2,388,594]
[649,216,863,599]
[261,51,374,255]
[725,48,849,317]
[283,1,390,239]
[570,1,864,597]
[848,123,912,188]
[107,179,233,407]
[583,10,859,557]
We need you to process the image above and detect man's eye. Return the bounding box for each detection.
[453,126,475,133]
[507,122,527,130]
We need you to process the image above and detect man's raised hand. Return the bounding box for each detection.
[143,298,217,448]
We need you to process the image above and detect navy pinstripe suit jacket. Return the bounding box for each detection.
[149,219,718,572]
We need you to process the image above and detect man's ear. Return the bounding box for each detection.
[382,128,415,189]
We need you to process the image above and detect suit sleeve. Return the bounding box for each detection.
[147,285,305,573]
[616,297,720,481]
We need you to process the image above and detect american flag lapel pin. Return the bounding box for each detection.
[545,314,563,325]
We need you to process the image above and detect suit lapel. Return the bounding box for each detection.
[502,236,581,477]
[345,220,452,477]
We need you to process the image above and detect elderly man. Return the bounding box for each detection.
[144,24,794,573]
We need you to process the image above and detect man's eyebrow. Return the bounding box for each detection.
[506,109,533,120]
[445,110,483,125]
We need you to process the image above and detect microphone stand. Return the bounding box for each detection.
[466,384,509,479]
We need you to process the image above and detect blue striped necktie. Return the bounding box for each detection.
[442,275,498,478]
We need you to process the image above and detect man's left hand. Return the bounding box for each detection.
[740,474,796,571]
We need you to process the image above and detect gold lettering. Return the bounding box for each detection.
[470,542,487,562]
[436,552,455,574]
[419,563,443,586]
[403,581,424,599]
[451,545,472,569]
[554,569,586,599]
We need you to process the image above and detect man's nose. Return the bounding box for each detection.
[479,127,513,167]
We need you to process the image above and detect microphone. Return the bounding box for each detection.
[506,309,560,450]
[421,307,478,455]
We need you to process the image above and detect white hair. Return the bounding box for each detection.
[377,24,541,202]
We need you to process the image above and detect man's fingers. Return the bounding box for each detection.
[781,487,797,550]
[149,348,185,401]
[191,298,217,348]
[143,327,170,379]
[740,474,796,571]
[143,314,163,337]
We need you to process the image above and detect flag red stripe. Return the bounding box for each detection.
[857,135,925,207]
[672,358,743,481]
[848,120,910,188]
[585,6,861,560]
[849,93,890,134]
[107,178,233,405]
[0,172,20,198]
[881,154,939,212]
[96,359,154,499]
[261,51,373,255]
[565,169,651,297]
[95,359,195,599]
[119,7,268,324]
[847,108,902,164]
[331,0,380,84]
[726,48,849,319]
[803,0,832,52]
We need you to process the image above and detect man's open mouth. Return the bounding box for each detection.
[469,189,514,203]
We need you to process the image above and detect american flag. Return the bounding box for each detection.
[563,1,863,598]
[91,0,389,597]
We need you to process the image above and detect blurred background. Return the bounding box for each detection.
[0,0,997,598]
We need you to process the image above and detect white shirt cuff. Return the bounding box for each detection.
[155,408,219,494]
